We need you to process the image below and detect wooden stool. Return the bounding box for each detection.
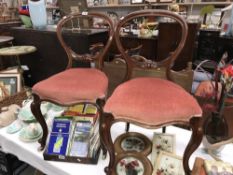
[0,46,37,86]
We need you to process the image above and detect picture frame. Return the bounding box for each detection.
[152,151,185,175]
[114,132,152,156]
[151,132,176,167]
[114,152,153,175]
[204,159,233,175]
[0,73,21,100]
[130,0,144,4]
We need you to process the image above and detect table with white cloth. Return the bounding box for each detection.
[0,123,232,175]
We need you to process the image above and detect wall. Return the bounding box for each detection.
[0,0,18,22]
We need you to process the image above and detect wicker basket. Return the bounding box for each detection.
[0,91,28,111]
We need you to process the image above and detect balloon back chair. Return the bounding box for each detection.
[100,10,203,175]
[30,12,114,150]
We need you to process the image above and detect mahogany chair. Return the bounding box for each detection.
[30,12,114,150]
[100,10,204,175]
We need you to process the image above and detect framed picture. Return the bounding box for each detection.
[0,73,21,100]
[152,151,184,175]
[151,132,175,167]
[130,0,144,4]
[114,152,153,175]
[204,159,233,175]
[114,132,152,156]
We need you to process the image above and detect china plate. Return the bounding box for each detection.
[18,106,47,122]
[19,132,42,142]
[114,132,152,156]
[19,125,43,141]
[6,120,23,134]
[114,152,152,175]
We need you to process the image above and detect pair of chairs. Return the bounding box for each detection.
[31,10,204,175]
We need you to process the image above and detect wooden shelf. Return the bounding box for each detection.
[88,4,145,8]
[88,1,231,8]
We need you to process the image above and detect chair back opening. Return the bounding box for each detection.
[114,10,188,81]
[56,12,114,70]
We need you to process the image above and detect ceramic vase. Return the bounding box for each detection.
[28,0,47,29]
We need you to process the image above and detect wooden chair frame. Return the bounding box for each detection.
[100,10,204,175]
[30,12,114,151]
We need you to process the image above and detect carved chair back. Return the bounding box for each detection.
[114,10,188,82]
[56,12,114,70]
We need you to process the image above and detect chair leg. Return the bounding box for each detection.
[99,112,115,175]
[162,126,166,133]
[183,117,203,175]
[31,94,48,151]
[96,99,107,159]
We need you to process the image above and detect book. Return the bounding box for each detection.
[62,104,98,123]
[74,115,98,124]
[84,104,98,115]
[63,104,85,116]
[204,159,233,175]
[47,119,72,156]
[68,121,92,157]
[47,133,70,156]
[69,104,85,114]
[51,119,72,134]
[69,132,90,157]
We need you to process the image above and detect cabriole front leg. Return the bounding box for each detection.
[31,93,48,151]
[99,112,115,175]
[183,117,203,175]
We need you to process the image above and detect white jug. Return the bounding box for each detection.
[28,0,47,29]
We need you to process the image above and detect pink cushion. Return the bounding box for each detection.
[104,77,202,125]
[32,68,108,105]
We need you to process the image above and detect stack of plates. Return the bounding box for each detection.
[19,124,42,142]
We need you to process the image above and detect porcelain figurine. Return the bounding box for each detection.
[0,104,20,127]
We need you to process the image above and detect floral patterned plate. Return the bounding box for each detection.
[114,132,152,156]
[114,152,152,175]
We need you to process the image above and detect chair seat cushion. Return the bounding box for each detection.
[32,68,108,105]
[104,77,202,125]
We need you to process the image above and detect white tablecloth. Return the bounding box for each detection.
[0,123,232,175]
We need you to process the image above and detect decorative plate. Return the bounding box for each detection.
[6,120,23,134]
[114,152,153,175]
[19,124,43,142]
[114,132,152,156]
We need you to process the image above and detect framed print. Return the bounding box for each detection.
[151,132,175,167]
[0,73,21,100]
[204,159,233,175]
[152,151,184,175]
[114,132,152,156]
[130,0,144,4]
[114,152,153,175]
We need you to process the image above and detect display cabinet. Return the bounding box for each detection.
[87,1,232,16]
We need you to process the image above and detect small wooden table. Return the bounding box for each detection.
[0,46,37,67]
[0,36,14,46]
[0,46,37,85]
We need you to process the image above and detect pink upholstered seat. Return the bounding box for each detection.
[32,68,108,105]
[104,77,202,125]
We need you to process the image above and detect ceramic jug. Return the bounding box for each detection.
[28,0,47,29]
